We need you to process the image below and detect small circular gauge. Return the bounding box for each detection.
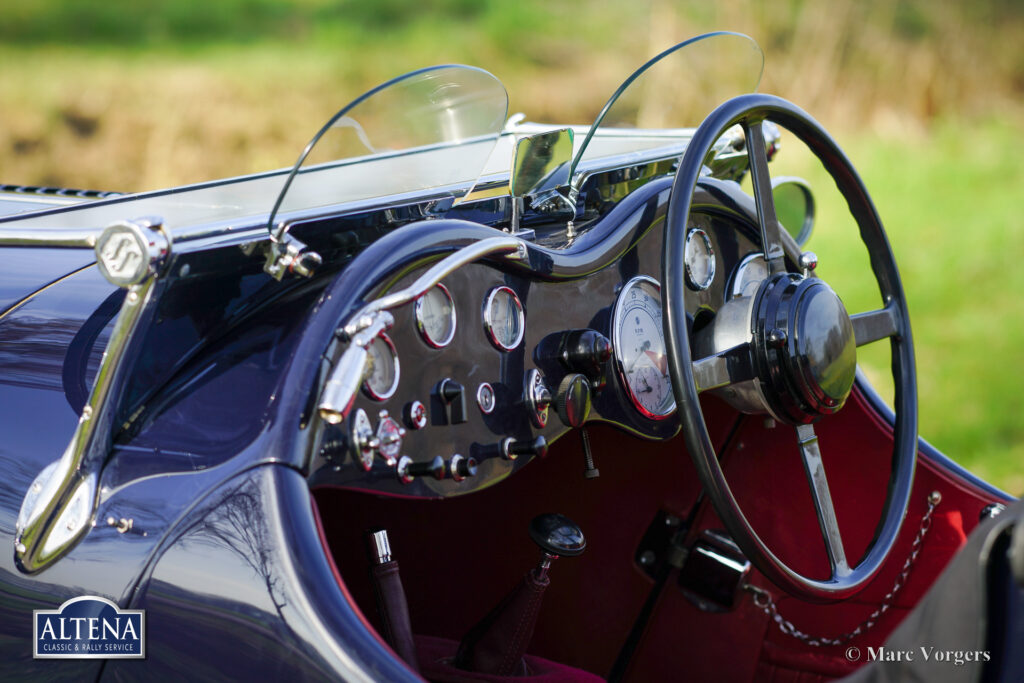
[612,276,676,419]
[483,286,525,351]
[363,333,400,401]
[684,228,716,291]
[476,382,496,414]
[415,283,457,348]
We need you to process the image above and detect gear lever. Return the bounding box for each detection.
[455,513,586,676]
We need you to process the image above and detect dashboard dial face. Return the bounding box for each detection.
[363,333,400,401]
[483,286,525,351]
[684,228,716,291]
[612,276,675,419]
[415,283,457,348]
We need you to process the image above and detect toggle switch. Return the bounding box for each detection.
[501,435,549,460]
[449,454,477,482]
[397,455,446,484]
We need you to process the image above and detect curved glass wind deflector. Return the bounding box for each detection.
[570,32,764,196]
[265,65,509,272]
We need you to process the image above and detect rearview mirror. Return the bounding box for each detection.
[510,128,574,197]
[771,177,814,246]
[508,128,575,234]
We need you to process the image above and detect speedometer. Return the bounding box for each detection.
[612,276,675,419]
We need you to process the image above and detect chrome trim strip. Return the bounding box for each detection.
[342,236,525,339]
[0,229,98,248]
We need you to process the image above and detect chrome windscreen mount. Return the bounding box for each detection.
[15,216,171,574]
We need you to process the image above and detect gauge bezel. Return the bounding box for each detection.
[482,285,525,351]
[476,382,496,414]
[414,282,457,348]
[684,227,716,291]
[362,333,400,401]
[611,275,676,420]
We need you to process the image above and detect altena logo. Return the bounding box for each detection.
[34,596,145,659]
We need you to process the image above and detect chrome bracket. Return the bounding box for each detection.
[263,232,323,281]
[707,121,781,182]
[15,216,171,573]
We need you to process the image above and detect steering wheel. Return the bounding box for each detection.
[663,94,917,602]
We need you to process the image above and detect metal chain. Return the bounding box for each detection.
[743,490,942,647]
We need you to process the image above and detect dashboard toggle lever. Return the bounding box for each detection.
[500,435,548,460]
[396,455,445,484]
[449,454,477,482]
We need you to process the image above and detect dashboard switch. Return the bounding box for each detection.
[525,369,551,428]
[502,435,548,460]
[403,400,428,430]
[375,411,405,467]
[350,409,380,471]
[449,454,477,482]
[559,329,612,379]
[436,378,468,424]
[397,455,446,484]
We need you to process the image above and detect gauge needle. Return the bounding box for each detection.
[625,340,653,374]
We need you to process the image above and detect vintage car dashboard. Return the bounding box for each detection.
[307,177,765,497]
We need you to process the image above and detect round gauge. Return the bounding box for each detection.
[363,333,400,401]
[684,228,716,291]
[482,286,525,351]
[612,276,676,419]
[415,283,457,348]
[476,382,496,414]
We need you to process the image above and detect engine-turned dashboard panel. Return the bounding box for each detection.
[308,199,761,498]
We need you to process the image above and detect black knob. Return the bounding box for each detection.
[559,329,612,378]
[556,374,591,428]
[441,379,462,402]
[449,454,477,482]
[437,378,468,424]
[529,513,586,558]
[503,436,548,460]
[397,455,445,484]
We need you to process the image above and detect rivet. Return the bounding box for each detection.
[928,491,942,506]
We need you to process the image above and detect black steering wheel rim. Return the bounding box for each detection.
[663,93,917,602]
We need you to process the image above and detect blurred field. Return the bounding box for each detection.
[1,0,1022,492]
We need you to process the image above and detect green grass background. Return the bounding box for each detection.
[1,0,1022,492]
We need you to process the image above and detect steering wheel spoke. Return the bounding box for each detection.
[796,423,851,578]
[851,303,900,347]
[692,342,753,392]
[744,119,786,274]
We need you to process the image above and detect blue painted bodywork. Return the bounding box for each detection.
[0,242,417,680]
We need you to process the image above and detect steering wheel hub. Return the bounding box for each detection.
[754,274,857,424]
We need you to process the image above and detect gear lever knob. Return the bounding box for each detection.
[529,513,586,558]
